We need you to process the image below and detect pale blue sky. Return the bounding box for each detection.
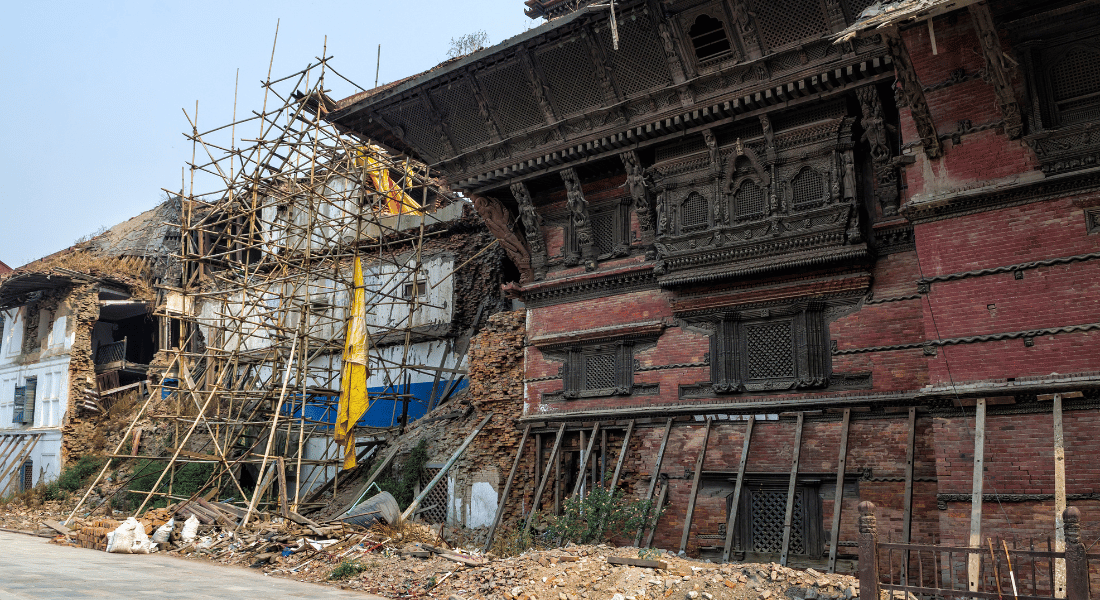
[0,1,531,267]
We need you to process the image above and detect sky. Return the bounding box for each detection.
[0,0,533,268]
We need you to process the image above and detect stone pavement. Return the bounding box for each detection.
[0,531,386,599]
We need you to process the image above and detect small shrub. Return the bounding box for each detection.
[543,482,663,546]
[329,559,368,580]
[57,454,107,492]
[375,439,430,509]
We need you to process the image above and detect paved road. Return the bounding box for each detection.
[0,531,385,599]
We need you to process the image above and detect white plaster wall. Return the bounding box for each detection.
[0,430,63,494]
[363,253,454,332]
[1,308,25,364]
[445,468,500,529]
[0,354,71,490]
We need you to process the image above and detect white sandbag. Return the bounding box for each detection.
[129,518,152,554]
[151,518,175,544]
[106,519,138,554]
[180,515,200,543]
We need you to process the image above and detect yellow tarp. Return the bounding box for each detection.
[356,147,423,215]
[335,256,371,470]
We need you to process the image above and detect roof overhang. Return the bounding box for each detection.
[834,0,980,42]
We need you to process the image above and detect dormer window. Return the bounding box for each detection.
[689,15,733,62]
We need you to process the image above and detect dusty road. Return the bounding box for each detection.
[0,531,385,599]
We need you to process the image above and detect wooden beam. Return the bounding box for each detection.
[723,416,756,563]
[330,444,400,517]
[401,413,494,521]
[609,420,635,490]
[0,435,39,497]
[572,423,600,498]
[483,424,531,553]
[636,418,673,546]
[780,412,805,567]
[276,456,289,518]
[828,409,851,573]
[680,417,713,555]
[525,423,566,532]
[554,435,562,516]
[968,398,987,593]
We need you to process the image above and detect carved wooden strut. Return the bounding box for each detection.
[510,182,548,280]
[561,167,599,270]
[621,150,656,251]
[969,1,1024,139]
[883,28,942,159]
[471,194,534,284]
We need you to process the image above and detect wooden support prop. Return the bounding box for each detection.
[968,398,987,593]
[571,422,600,498]
[534,433,542,492]
[902,407,916,543]
[0,435,40,498]
[554,433,562,516]
[609,419,634,490]
[723,416,755,563]
[600,428,608,486]
[526,423,566,532]
[277,456,289,518]
[1054,394,1067,596]
[401,413,494,521]
[636,417,673,546]
[679,417,713,555]
[645,477,669,549]
[779,412,804,567]
[483,424,531,552]
[827,409,851,572]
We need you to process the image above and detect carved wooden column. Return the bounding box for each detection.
[857,501,880,600]
[561,168,598,271]
[969,1,1024,139]
[726,0,763,60]
[883,28,942,159]
[621,150,656,255]
[857,85,901,217]
[470,194,534,284]
[1064,507,1089,600]
[510,182,548,280]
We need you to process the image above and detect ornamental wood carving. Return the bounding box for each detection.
[969,1,1024,139]
[883,28,942,159]
[561,167,599,270]
[621,150,656,248]
[511,182,548,280]
[471,194,534,284]
[857,85,900,216]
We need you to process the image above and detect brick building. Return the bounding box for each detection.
[329,0,1100,569]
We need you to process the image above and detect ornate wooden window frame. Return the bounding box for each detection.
[562,341,635,399]
[708,305,830,393]
[728,475,825,558]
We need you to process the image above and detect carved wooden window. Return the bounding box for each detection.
[21,460,33,492]
[1032,34,1100,129]
[681,192,710,233]
[562,342,634,398]
[710,309,830,392]
[688,14,734,63]
[790,167,828,209]
[732,179,765,220]
[729,477,824,557]
[571,203,630,258]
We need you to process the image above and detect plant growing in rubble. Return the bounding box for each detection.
[329,559,369,580]
[543,480,663,546]
[376,438,430,509]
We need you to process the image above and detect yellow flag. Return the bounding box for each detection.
[335,256,371,469]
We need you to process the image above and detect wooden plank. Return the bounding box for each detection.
[723,416,756,563]
[600,428,608,486]
[0,435,40,497]
[679,417,713,555]
[607,556,669,569]
[571,423,600,498]
[276,456,289,518]
[534,433,542,493]
[483,424,531,553]
[827,409,851,573]
[525,423,566,532]
[780,412,805,567]
[968,398,987,593]
[635,418,673,546]
[1054,394,1067,595]
[287,510,322,528]
[42,519,72,536]
[554,433,562,516]
[195,497,235,527]
[645,477,669,549]
[609,420,634,490]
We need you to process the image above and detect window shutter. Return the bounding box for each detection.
[12,385,25,425]
[21,460,33,492]
[22,377,37,425]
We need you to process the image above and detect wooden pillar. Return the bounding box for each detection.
[968,398,987,593]
[483,425,530,552]
[609,420,634,490]
[525,424,565,532]
[679,417,713,555]
[572,423,600,498]
[780,412,804,566]
[858,501,880,600]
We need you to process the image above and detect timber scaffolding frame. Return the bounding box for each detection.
[67,49,478,527]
